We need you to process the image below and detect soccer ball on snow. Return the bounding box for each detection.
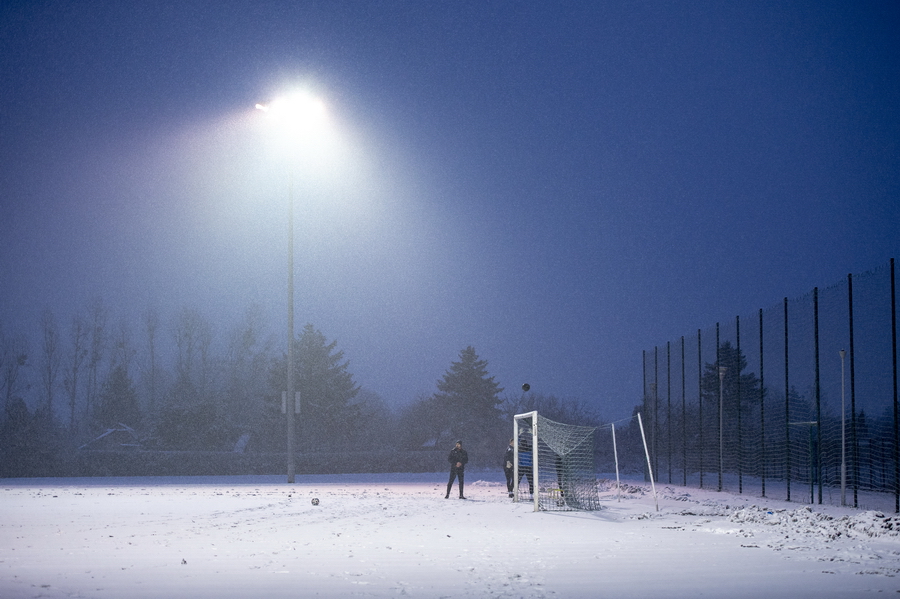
[311,498,320,506]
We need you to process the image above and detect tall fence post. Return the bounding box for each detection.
[642,349,647,410]
[698,328,704,489]
[849,273,858,508]
[681,335,687,487]
[737,314,743,494]
[841,348,847,506]
[814,287,822,505]
[760,308,766,498]
[717,322,723,492]
[653,346,659,482]
[785,297,791,502]
[891,258,898,514]
[642,348,648,483]
[667,341,672,484]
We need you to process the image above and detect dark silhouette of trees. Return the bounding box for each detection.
[432,346,504,453]
[1,326,29,415]
[39,309,61,421]
[140,307,162,422]
[396,392,444,450]
[266,324,360,453]
[351,388,395,449]
[222,306,272,446]
[94,364,141,430]
[699,341,762,424]
[63,312,88,431]
[0,398,62,476]
[4,302,632,476]
[171,307,213,403]
[84,299,108,424]
[154,308,228,450]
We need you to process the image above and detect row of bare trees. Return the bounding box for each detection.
[1,301,368,454]
[2,301,148,433]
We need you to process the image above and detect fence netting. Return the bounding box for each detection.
[642,259,899,511]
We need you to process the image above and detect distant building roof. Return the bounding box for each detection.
[79,424,141,450]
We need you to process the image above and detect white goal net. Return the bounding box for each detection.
[514,411,601,511]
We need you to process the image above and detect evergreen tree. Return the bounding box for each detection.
[700,341,762,425]
[267,324,359,452]
[94,364,141,430]
[433,346,503,449]
[396,392,441,449]
[0,398,63,477]
[351,388,395,450]
[697,340,763,472]
[155,307,230,451]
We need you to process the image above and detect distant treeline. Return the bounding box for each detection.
[1,302,612,478]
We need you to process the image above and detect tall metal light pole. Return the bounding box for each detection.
[256,92,327,484]
[286,176,296,483]
[840,349,846,506]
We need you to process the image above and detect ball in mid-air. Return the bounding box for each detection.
[522,383,530,392]
[311,498,320,506]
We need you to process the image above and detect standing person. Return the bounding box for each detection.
[503,438,515,498]
[445,440,468,499]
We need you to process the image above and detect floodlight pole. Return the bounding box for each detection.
[257,93,327,485]
[840,349,846,506]
[287,177,296,484]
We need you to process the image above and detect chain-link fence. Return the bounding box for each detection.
[642,259,899,511]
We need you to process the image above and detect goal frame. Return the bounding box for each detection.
[513,411,540,512]
[514,410,657,512]
[513,410,603,512]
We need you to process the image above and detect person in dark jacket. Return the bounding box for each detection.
[503,438,515,498]
[445,440,468,499]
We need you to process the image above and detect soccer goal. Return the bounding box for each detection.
[513,411,601,512]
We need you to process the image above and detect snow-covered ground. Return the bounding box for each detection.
[2,471,899,598]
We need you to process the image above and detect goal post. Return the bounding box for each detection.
[514,411,601,512]
[513,411,539,512]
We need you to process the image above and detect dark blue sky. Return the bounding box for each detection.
[2,1,898,420]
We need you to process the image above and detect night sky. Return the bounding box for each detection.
[2,1,898,420]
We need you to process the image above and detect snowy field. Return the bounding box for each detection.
[2,471,900,598]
